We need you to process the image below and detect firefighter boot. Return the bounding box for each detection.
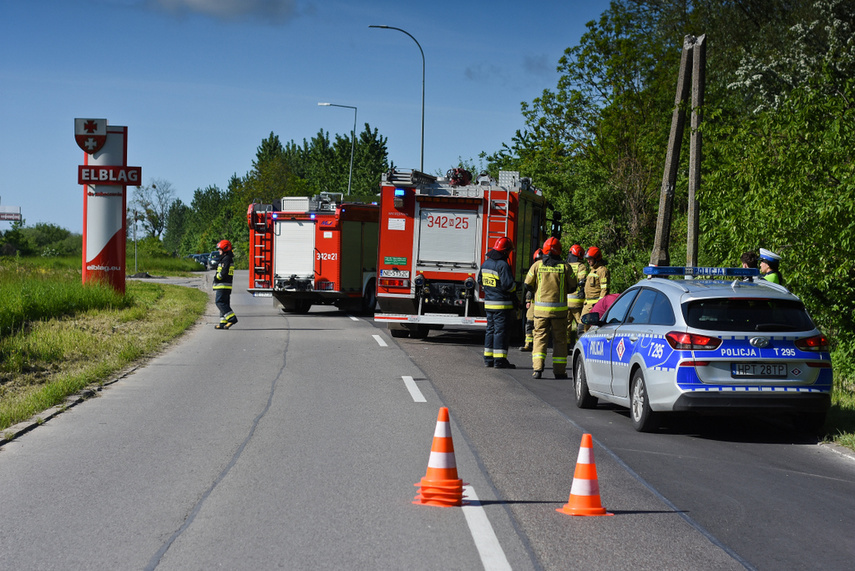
[532,370,543,379]
[519,343,532,352]
[494,359,516,369]
[224,316,238,329]
[215,322,227,330]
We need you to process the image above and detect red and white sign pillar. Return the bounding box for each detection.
[76,119,141,294]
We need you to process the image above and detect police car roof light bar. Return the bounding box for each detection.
[644,266,760,278]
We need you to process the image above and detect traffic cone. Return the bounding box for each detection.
[557,433,613,516]
[413,407,466,507]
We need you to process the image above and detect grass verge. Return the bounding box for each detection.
[0,279,207,432]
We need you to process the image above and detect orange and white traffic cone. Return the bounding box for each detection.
[413,407,466,507]
[557,433,613,516]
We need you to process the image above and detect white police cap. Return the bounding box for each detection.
[759,248,781,262]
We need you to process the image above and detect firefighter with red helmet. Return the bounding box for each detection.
[477,236,518,368]
[520,248,544,352]
[581,246,609,331]
[524,237,577,379]
[213,239,238,329]
[565,243,588,347]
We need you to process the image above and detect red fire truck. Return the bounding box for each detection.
[374,169,553,338]
[247,193,379,314]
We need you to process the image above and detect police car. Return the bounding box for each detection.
[571,266,833,433]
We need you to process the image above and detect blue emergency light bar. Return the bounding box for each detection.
[644,266,760,277]
[394,188,406,197]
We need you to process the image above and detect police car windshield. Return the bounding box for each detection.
[684,298,815,332]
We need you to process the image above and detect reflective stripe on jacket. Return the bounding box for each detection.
[524,257,576,318]
[478,252,516,311]
[213,252,235,290]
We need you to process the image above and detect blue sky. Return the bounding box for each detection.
[0,0,609,235]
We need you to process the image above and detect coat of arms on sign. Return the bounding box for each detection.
[74,118,107,154]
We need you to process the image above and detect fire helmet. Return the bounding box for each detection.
[217,239,233,252]
[532,248,543,261]
[493,237,514,253]
[585,246,602,261]
[543,237,561,257]
[569,244,584,258]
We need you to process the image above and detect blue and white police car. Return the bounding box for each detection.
[571,266,833,432]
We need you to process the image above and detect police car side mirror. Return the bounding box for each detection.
[582,312,601,326]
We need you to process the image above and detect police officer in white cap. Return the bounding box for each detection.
[759,248,783,285]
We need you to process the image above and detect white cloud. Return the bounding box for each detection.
[151,0,304,23]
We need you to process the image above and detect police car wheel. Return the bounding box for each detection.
[574,358,597,409]
[630,370,660,432]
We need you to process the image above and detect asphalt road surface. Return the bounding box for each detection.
[1,273,853,570]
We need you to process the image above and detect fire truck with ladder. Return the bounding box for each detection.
[374,168,554,338]
[247,192,379,314]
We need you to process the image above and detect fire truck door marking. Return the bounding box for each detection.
[388,218,406,231]
[323,231,332,238]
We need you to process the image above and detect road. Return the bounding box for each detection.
[1,273,853,570]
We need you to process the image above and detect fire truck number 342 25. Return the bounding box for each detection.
[426,214,469,230]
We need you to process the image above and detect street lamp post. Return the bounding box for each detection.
[369,25,425,172]
[318,102,357,195]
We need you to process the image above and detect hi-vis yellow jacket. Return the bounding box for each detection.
[524,256,577,319]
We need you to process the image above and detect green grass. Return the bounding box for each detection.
[827,377,855,449]
[0,257,207,431]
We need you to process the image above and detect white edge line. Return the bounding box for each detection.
[372,334,388,347]
[349,315,359,321]
[462,485,512,571]
[402,375,426,403]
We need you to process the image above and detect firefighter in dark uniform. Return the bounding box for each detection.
[525,237,576,379]
[214,239,238,329]
[477,237,517,369]
[520,248,544,352]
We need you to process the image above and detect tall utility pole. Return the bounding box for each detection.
[650,35,706,268]
[686,35,706,267]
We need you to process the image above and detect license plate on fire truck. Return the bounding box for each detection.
[380,269,410,278]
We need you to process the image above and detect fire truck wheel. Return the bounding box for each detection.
[408,325,429,339]
[294,300,312,314]
[389,324,409,338]
[361,281,377,315]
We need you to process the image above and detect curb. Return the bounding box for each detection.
[0,367,139,447]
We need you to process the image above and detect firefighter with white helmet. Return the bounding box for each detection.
[477,236,517,368]
[213,239,238,329]
[581,246,609,331]
[565,243,588,347]
[525,237,577,379]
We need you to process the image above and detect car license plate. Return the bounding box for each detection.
[731,362,787,378]
[381,269,410,278]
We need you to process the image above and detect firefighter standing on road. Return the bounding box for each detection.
[525,237,576,379]
[520,248,544,352]
[477,237,517,369]
[214,239,238,330]
[565,243,588,348]
[581,246,609,331]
